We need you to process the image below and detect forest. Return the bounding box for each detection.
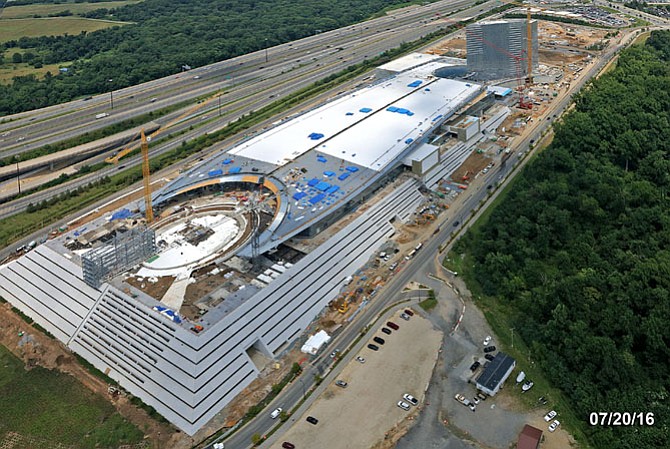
[454,31,670,448]
[0,0,432,115]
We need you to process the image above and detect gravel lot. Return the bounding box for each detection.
[269,311,442,449]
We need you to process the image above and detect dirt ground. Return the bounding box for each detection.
[450,152,490,184]
[269,312,443,449]
[0,302,184,449]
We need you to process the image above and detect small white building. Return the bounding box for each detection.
[301,330,331,355]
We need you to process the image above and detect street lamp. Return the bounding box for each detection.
[217,94,222,117]
[264,38,269,63]
[298,377,306,399]
[15,156,20,195]
[108,78,114,110]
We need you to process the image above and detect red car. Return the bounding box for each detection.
[404,309,414,316]
[386,321,399,330]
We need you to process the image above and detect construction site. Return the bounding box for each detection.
[0,2,632,441]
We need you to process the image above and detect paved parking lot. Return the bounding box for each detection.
[269,311,442,449]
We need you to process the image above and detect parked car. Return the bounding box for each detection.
[548,420,560,432]
[330,349,340,358]
[387,321,399,330]
[381,327,392,335]
[389,262,398,271]
[544,410,557,422]
[484,345,496,353]
[373,336,385,345]
[477,392,487,401]
[335,380,348,388]
[404,309,414,316]
[400,313,410,321]
[484,354,495,361]
[472,396,480,405]
[403,393,418,406]
[397,401,411,411]
[454,394,466,403]
[306,416,319,425]
[468,403,476,412]
[367,344,379,351]
[282,443,295,449]
[483,336,491,345]
[270,408,282,419]
[356,356,366,364]
[470,361,481,371]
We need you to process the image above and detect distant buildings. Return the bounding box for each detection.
[466,19,539,80]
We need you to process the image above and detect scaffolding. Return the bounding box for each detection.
[82,226,157,288]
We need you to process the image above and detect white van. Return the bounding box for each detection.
[270,407,282,419]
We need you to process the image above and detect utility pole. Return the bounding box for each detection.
[511,327,515,348]
[265,38,269,63]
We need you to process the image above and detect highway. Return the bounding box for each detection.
[0,0,502,218]
[0,0,494,158]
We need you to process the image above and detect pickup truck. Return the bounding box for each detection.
[454,394,471,406]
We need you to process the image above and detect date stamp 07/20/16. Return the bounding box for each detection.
[589,412,655,426]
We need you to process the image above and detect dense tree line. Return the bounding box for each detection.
[455,31,670,449]
[0,0,433,115]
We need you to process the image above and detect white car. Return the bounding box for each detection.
[472,397,480,405]
[270,407,282,419]
[397,401,410,411]
[356,356,366,363]
[548,420,560,432]
[483,336,491,346]
[544,410,557,422]
[213,443,224,449]
[402,393,418,406]
[468,403,476,412]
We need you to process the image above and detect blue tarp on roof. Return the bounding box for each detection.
[307,178,320,187]
[407,80,423,88]
[424,88,431,91]
[308,132,325,140]
[208,169,223,177]
[323,171,335,177]
[222,158,233,165]
[338,172,350,181]
[346,112,354,116]
[317,155,327,163]
[229,167,241,174]
[346,166,359,173]
[315,182,331,191]
[293,192,307,200]
[326,185,340,194]
[386,106,398,112]
[359,107,372,113]
[405,138,414,144]
[309,193,326,204]
[396,108,408,114]
[111,209,132,221]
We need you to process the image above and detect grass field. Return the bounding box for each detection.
[0,345,144,448]
[0,17,128,43]
[0,61,66,84]
[0,1,141,19]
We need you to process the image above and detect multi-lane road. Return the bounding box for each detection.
[0,0,495,156]
[0,0,502,218]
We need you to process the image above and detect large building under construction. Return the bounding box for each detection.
[466,19,539,80]
[0,55,512,436]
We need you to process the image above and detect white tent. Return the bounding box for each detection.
[301,330,331,355]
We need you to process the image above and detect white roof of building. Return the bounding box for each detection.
[227,69,480,171]
[301,330,331,355]
[376,52,442,73]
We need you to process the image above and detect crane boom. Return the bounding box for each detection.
[140,129,154,223]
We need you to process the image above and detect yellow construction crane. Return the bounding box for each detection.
[105,91,223,165]
[140,129,154,223]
